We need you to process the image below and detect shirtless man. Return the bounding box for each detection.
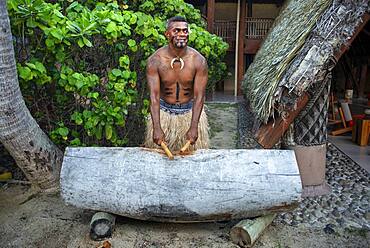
[144,16,209,151]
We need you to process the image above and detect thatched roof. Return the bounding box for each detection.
[243,0,370,124]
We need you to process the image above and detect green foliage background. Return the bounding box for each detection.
[8,0,228,147]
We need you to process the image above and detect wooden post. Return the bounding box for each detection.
[245,0,254,71]
[234,0,241,96]
[247,0,253,17]
[237,0,246,95]
[230,214,276,247]
[207,0,215,33]
[358,64,367,98]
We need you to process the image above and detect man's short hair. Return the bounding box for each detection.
[166,16,187,30]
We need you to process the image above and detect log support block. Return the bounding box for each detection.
[90,212,116,241]
[230,214,276,247]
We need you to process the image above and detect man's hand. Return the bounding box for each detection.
[186,127,198,144]
[153,127,165,145]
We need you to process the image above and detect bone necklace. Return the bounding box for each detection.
[170,57,184,70]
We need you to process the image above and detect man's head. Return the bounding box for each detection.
[165,16,189,49]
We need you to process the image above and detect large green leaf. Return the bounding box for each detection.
[18,66,32,80]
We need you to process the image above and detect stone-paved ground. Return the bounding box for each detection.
[238,100,370,233]
[237,100,261,149]
[277,143,369,231]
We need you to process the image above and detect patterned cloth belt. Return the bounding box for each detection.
[160,99,193,115]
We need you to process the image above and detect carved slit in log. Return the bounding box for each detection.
[60,148,302,223]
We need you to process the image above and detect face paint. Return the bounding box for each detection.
[173,31,188,48]
[166,22,189,49]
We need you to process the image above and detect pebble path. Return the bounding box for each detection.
[277,143,369,231]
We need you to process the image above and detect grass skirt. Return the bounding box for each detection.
[144,108,209,151]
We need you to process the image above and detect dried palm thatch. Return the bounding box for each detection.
[243,0,369,124]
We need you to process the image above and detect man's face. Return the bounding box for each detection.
[166,22,189,49]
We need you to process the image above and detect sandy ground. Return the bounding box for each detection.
[207,103,238,149]
[1,185,368,248]
[0,103,369,247]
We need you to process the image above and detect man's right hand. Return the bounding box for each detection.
[153,127,165,145]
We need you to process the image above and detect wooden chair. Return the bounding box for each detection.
[329,93,352,136]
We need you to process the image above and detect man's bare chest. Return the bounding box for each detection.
[158,62,196,84]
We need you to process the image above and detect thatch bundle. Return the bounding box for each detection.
[243,0,369,124]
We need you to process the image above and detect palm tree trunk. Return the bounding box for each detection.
[0,0,62,191]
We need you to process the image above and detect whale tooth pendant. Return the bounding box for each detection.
[170,57,184,70]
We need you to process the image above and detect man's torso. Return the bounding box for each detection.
[155,47,199,104]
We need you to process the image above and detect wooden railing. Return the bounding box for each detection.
[245,17,274,39]
[214,18,274,51]
[214,20,237,50]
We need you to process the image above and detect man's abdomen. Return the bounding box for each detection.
[160,94,193,104]
[160,80,194,104]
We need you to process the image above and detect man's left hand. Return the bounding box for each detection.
[186,127,198,144]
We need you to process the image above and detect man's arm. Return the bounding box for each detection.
[186,55,208,144]
[147,55,164,145]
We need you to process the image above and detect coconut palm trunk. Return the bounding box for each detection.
[0,0,62,191]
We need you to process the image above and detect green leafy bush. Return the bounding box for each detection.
[8,0,228,147]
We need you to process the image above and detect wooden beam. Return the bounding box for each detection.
[256,93,309,148]
[207,0,215,33]
[247,0,253,17]
[237,0,246,95]
[331,127,352,136]
[335,13,370,60]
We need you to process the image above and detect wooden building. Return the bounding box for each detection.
[186,0,284,95]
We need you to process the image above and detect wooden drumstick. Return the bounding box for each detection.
[160,142,174,160]
[180,140,191,154]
